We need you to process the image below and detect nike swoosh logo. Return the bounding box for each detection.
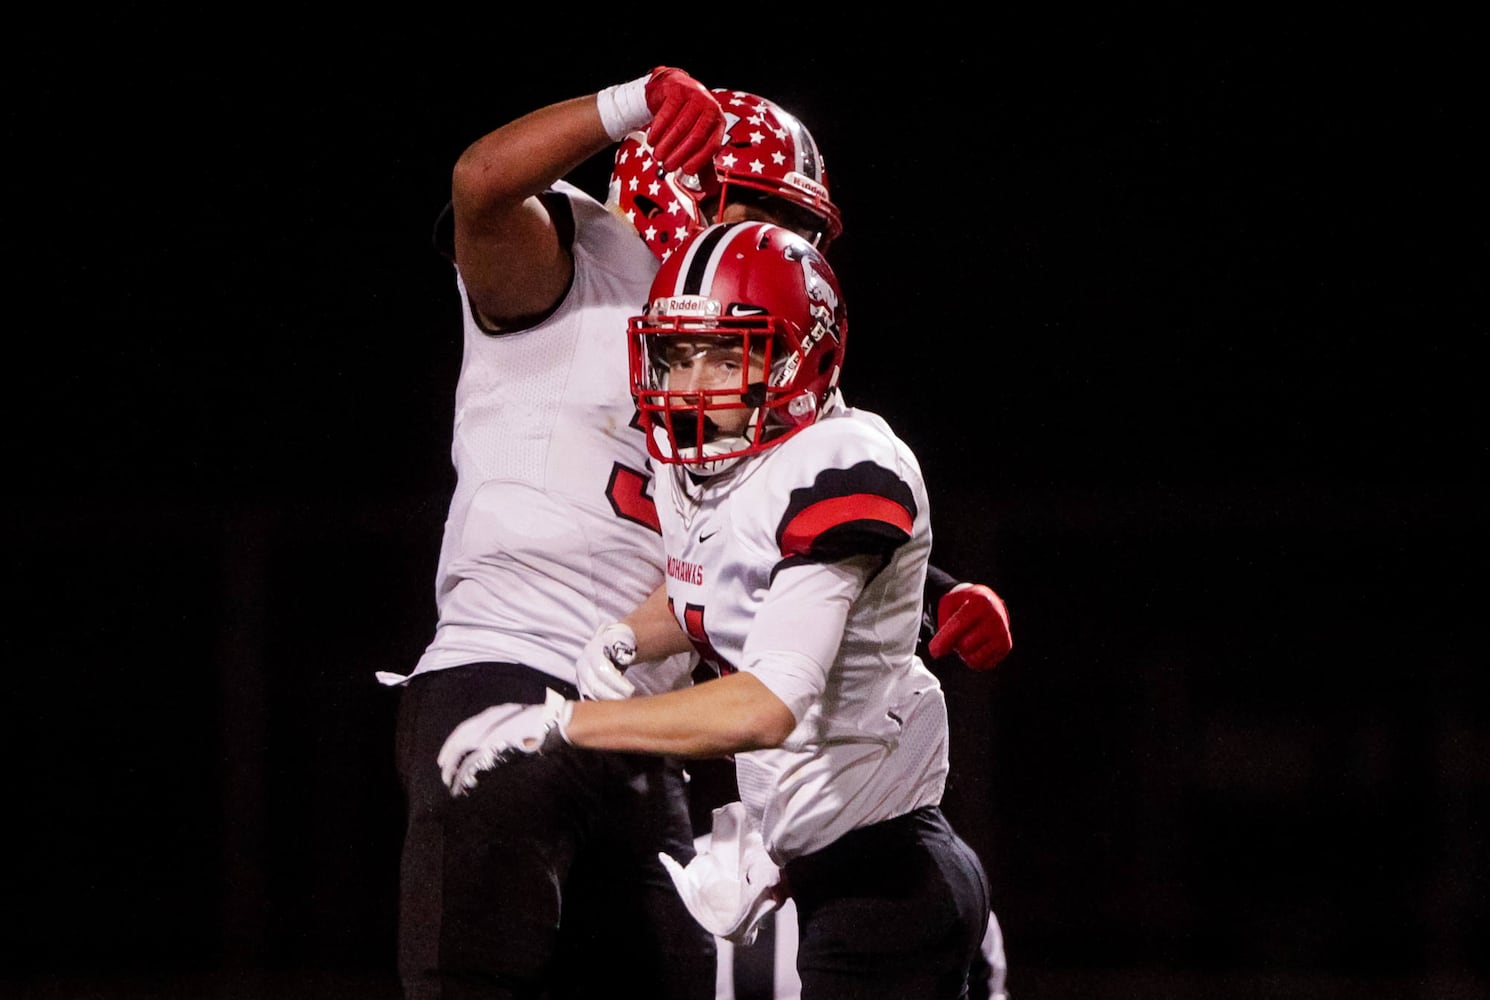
[700,530,718,543]
[727,304,767,316]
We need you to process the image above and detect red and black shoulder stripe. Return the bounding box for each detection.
[772,460,916,580]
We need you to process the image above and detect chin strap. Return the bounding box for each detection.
[668,424,753,478]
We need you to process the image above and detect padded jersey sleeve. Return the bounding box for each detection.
[765,417,919,585]
[739,416,921,725]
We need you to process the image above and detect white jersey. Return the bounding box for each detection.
[380,182,686,692]
[653,397,951,862]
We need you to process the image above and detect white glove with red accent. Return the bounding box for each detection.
[928,583,1013,672]
[437,688,573,796]
[658,801,785,945]
[576,622,637,701]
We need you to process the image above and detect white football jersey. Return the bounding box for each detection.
[652,396,951,862]
[380,182,688,692]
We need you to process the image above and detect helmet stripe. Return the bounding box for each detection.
[674,222,735,296]
[778,107,820,181]
[679,222,762,297]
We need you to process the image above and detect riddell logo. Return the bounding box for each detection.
[784,172,829,201]
[652,295,718,318]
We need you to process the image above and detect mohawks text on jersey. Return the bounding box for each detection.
[667,555,705,585]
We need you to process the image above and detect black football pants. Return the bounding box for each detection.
[785,806,992,999]
[396,662,716,1000]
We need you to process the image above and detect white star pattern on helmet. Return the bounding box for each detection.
[607,129,709,262]
[700,88,842,245]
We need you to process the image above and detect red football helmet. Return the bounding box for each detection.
[629,221,847,475]
[607,92,842,261]
[710,90,842,248]
[605,130,713,262]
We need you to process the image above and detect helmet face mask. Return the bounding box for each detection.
[635,324,783,469]
[629,222,846,475]
[704,184,834,249]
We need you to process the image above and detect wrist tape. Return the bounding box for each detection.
[596,73,652,141]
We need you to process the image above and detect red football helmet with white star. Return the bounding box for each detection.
[605,130,711,262]
[605,92,842,260]
[711,90,842,248]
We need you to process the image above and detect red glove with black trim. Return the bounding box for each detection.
[927,583,1013,672]
[644,66,725,177]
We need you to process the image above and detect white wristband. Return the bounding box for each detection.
[540,688,575,751]
[597,73,653,141]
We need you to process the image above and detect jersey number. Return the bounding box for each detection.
[606,462,661,534]
[672,598,737,682]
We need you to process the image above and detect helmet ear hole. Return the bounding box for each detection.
[608,131,705,261]
[632,194,663,219]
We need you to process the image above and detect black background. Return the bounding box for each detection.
[4,9,1482,999]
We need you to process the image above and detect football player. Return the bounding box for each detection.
[439,222,996,998]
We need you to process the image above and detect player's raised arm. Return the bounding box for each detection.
[451,67,722,326]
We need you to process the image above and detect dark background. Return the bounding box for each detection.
[4,10,1482,999]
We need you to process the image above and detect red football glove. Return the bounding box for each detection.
[927,584,1012,672]
[644,66,725,177]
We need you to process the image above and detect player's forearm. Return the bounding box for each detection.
[623,584,695,661]
[451,95,613,218]
[565,672,795,758]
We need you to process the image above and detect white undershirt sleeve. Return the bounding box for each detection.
[741,557,873,722]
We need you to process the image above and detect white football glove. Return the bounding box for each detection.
[576,622,637,701]
[437,688,573,796]
[658,801,784,945]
